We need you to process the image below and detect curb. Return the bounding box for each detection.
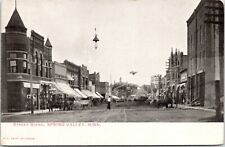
[178,105,216,113]
[1,109,60,117]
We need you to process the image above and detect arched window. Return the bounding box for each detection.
[40,53,43,77]
[35,51,38,76]
[49,62,52,78]
[45,61,48,78]
[23,60,27,73]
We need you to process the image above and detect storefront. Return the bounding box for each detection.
[40,81,53,109]
[23,82,40,110]
[50,82,82,110]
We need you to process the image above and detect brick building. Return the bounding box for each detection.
[63,60,80,89]
[168,49,187,87]
[52,61,67,84]
[63,60,89,90]
[187,0,224,107]
[1,8,53,112]
[96,82,110,98]
[89,72,100,85]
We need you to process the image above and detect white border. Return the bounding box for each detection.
[1,122,224,145]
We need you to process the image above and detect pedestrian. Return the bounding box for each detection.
[107,96,111,110]
[48,98,53,112]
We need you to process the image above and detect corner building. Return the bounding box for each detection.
[1,8,53,112]
[187,0,224,107]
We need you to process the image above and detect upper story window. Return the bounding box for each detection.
[9,53,17,58]
[23,61,27,73]
[45,62,48,78]
[28,63,31,74]
[9,60,17,73]
[40,54,43,77]
[23,53,27,59]
[35,51,39,76]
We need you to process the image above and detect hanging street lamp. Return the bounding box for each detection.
[93,28,99,49]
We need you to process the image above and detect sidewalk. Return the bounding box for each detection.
[178,104,216,113]
[1,108,60,117]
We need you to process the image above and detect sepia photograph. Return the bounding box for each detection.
[0,0,224,145]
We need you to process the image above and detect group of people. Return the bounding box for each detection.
[163,86,186,108]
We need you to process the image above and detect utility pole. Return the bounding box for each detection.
[29,40,34,114]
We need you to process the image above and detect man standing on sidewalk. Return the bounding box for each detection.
[107,96,111,110]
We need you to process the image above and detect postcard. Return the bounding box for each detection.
[1,0,224,145]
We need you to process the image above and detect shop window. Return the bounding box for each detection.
[9,53,17,58]
[23,61,27,73]
[9,60,17,73]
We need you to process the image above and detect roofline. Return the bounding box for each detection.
[53,61,66,68]
[31,30,44,41]
[63,60,81,68]
[187,0,223,25]
[187,0,205,25]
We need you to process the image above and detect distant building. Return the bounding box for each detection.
[168,49,187,87]
[89,72,100,85]
[96,82,109,98]
[1,8,53,112]
[187,0,224,107]
[80,65,89,90]
[150,74,162,89]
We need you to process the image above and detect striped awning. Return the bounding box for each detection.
[81,90,101,98]
[52,82,81,97]
[74,88,87,98]
[96,92,104,98]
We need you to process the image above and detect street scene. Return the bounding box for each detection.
[1,103,217,122]
[1,0,224,122]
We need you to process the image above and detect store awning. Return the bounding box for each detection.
[112,95,120,100]
[96,92,104,98]
[52,82,81,97]
[74,88,87,98]
[81,90,101,98]
[92,92,101,99]
[67,74,73,81]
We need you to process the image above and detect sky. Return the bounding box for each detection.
[1,0,200,86]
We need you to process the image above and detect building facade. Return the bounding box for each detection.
[150,74,162,90]
[52,61,67,84]
[187,0,224,107]
[63,60,89,90]
[1,8,53,112]
[89,72,100,85]
[80,65,89,90]
[96,82,109,98]
[63,60,80,89]
[168,49,187,87]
